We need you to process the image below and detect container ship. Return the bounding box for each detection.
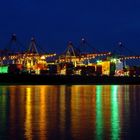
[0,34,140,84]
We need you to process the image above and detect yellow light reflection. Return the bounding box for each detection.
[9,86,16,130]
[39,86,47,140]
[59,86,66,134]
[25,87,32,140]
[71,85,96,139]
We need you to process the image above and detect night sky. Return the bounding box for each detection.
[0,0,140,55]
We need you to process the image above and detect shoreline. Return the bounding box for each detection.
[0,74,140,85]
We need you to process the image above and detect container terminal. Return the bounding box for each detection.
[0,34,140,84]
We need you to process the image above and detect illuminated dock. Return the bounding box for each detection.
[0,34,140,77]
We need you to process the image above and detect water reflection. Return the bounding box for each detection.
[25,87,32,139]
[0,87,7,139]
[96,86,103,140]
[0,85,140,139]
[111,85,120,140]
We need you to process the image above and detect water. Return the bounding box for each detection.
[0,85,140,140]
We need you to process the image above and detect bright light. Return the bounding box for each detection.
[111,58,117,63]
[97,60,102,63]
[40,56,46,60]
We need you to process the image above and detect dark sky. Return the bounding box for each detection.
[0,0,140,54]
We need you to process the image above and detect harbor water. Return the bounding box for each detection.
[0,85,140,140]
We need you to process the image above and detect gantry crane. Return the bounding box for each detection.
[0,34,56,73]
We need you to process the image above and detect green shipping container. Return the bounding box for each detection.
[0,66,8,73]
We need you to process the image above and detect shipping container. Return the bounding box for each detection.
[128,66,135,77]
[110,62,116,76]
[87,66,96,75]
[66,63,74,75]
[80,66,88,75]
[0,66,8,73]
[96,65,102,76]
[135,66,140,76]
[48,64,58,75]
[8,64,23,74]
